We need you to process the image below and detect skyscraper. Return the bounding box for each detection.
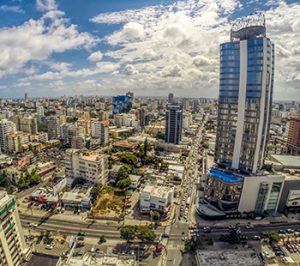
[287,117,300,154]
[215,13,274,174]
[168,93,174,104]
[165,104,183,144]
[0,191,31,265]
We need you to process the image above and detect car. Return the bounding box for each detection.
[246,223,254,229]
[161,233,169,238]
[29,223,38,228]
[278,229,286,234]
[286,229,295,234]
[45,244,53,250]
[251,235,261,240]
[78,231,86,236]
[203,226,211,233]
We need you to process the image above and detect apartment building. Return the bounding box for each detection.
[0,191,31,266]
[65,149,108,185]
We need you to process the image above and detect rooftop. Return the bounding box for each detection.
[270,155,300,169]
[142,184,173,198]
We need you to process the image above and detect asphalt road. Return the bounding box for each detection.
[20,214,166,240]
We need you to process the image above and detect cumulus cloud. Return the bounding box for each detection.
[0,5,96,77]
[108,22,144,45]
[88,0,300,99]
[124,64,139,75]
[88,51,103,61]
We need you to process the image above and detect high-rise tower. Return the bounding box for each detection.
[165,104,183,144]
[215,13,274,174]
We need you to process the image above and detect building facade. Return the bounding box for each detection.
[215,13,274,174]
[165,104,183,144]
[112,95,132,115]
[139,184,174,214]
[0,120,16,153]
[0,191,31,266]
[287,117,300,151]
[65,149,108,185]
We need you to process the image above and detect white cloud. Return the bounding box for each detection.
[108,22,144,45]
[124,64,138,75]
[88,51,103,61]
[0,6,97,77]
[36,0,57,12]
[88,0,300,99]
[0,5,24,13]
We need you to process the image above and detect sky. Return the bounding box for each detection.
[0,0,299,100]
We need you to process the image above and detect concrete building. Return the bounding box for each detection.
[287,117,300,153]
[215,13,274,174]
[91,120,109,146]
[29,132,48,143]
[6,131,30,153]
[0,119,16,153]
[238,173,285,214]
[36,106,45,117]
[19,115,38,134]
[0,191,31,266]
[65,149,108,185]
[139,184,174,214]
[165,104,183,144]
[114,113,139,129]
[46,116,61,139]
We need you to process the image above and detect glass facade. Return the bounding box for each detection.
[204,169,243,212]
[112,95,133,115]
[215,37,274,173]
[165,104,183,144]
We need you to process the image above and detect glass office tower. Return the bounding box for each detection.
[215,13,274,174]
[165,104,183,144]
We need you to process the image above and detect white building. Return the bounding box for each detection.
[0,119,16,153]
[0,191,31,265]
[36,106,45,117]
[65,149,108,185]
[238,173,285,214]
[139,184,174,213]
[91,120,109,146]
[114,114,139,129]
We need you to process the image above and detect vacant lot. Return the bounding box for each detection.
[91,193,123,217]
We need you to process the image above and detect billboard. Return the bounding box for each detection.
[286,190,300,207]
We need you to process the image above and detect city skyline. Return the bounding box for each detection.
[0,0,299,100]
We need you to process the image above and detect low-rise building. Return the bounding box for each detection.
[139,184,174,214]
[61,191,91,210]
[65,149,108,185]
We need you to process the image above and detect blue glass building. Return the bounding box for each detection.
[112,95,133,115]
[215,13,275,174]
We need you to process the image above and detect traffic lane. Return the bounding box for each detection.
[21,214,166,231]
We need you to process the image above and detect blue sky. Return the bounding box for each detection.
[0,0,299,100]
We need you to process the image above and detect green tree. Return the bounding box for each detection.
[116,178,131,189]
[118,165,130,180]
[98,235,106,244]
[136,225,156,244]
[266,231,280,242]
[118,153,139,167]
[120,225,137,242]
